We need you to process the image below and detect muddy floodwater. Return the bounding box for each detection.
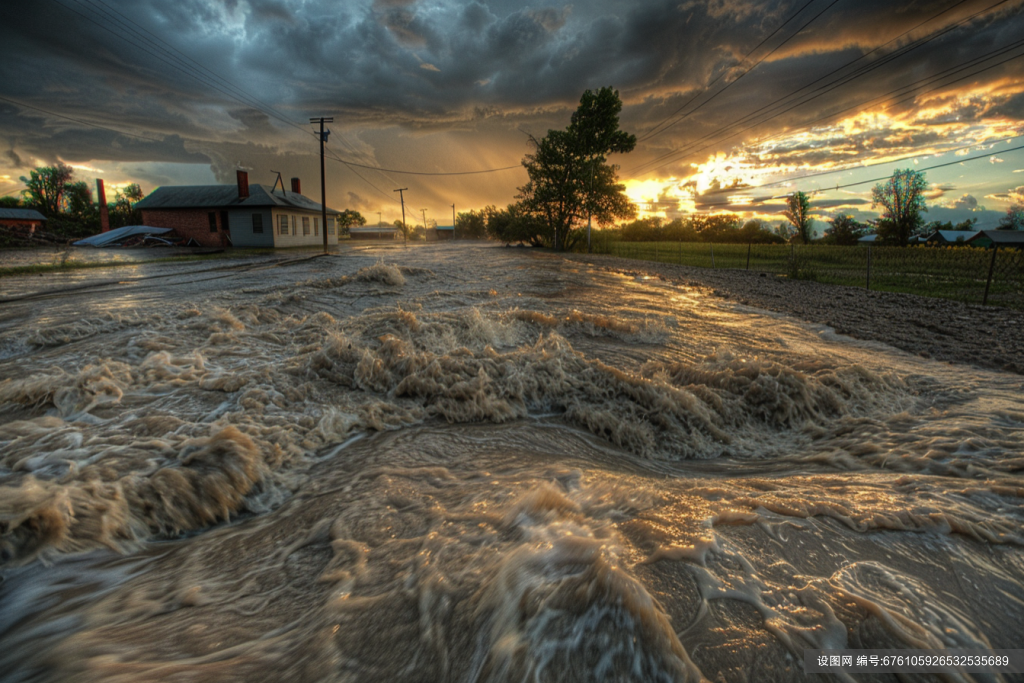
[1,243,1022,682]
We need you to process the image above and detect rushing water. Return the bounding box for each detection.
[1,243,1022,682]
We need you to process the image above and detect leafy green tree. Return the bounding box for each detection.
[516,87,637,251]
[336,209,365,237]
[0,196,21,208]
[485,204,549,246]
[783,191,812,244]
[20,162,74,216]
[872,169,928,246]
[738,219,785,244]
[999,204,1023,230]
[455,210,486,239]
[824,214,867,246]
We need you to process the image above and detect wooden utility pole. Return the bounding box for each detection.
[451,204,456,237]
[311,116,334,254]
[394,188,408,245]
[421,208,427,235]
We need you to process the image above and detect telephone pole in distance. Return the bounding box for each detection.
[394,188,408,245]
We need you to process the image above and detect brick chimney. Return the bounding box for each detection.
[97,179,110,232]
[237,170,250,199]
[290,177,301,195]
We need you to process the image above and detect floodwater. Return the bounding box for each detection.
[1,243,1022,682]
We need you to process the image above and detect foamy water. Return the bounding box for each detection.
[1,243,1022,682]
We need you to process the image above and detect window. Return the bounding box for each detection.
[279,215,289,235]
[252,214,264,234]
[302,216,310,235]
[208,212,218,233]
[291,216,297,235]
[314,217,319,236]
[327,217,335,235]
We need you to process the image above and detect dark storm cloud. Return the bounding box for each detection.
[1,0,1024,196]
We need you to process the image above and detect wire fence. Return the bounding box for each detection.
[590,238,1024,309]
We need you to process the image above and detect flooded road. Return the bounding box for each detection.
[1,243,1022,682]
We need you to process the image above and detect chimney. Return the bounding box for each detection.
[237,170,250,199]
[97,178,110,232]
[290,177,301,195]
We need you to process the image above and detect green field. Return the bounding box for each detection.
[591,239,1024,309]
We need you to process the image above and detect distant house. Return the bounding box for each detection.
[134,172,341,248]
[350,224,400,240]
[0,208,46,234]
[434,225,454,241]
[966,230,1024,249]
[924,230,980,245]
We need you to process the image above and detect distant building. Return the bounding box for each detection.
[0,208,46,234]
[967,230,1024,249]
[924,230,980,245]
[857,233,926,245]
[135,172,341,248]
[350,224,400,240]
[434,225,454,241]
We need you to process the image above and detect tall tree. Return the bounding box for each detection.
[109,183,143,229]
[455,210,486,239]
[516,87,637,251]
[784,191,812,244]
[872,169,928,245]
[20,162,74,216]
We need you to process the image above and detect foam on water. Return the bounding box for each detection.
[1,245,1022,682]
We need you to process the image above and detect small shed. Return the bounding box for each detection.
[0,208,47,234]
[435,225,454,241]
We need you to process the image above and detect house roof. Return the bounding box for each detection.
[968,230,1024,246]
[135,183,340,214]
[926,230,979,242]
[435,225,454,230]
[0,208,47,221]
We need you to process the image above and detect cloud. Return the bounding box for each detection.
[947,194,979,211]
[420,63,440,72]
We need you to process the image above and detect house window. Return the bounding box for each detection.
[314,217,319,236]
[208,212,217,232]
[252,214,263,234]
[302,216,310,235]
[291,216,297,235]
[279,215,289,235]
[327,217,335,235]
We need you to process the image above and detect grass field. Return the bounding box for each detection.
[592,239,1024,308]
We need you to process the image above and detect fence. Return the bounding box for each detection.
[590,239,1024,309]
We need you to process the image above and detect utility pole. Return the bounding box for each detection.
[587,159,595,254]
[451,203,456,237]
[311,116,334,254]
[394,188,408,245]
[377,211,382,227]
[421,208,427,235]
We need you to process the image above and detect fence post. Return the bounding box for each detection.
[746,242,751,270]
[711,245,715,269]
[983,244,999,306]
[866,245,871,290]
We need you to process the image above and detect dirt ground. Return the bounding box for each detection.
[566,252,1024,375]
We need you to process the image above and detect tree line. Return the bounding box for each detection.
[1,162,143,238]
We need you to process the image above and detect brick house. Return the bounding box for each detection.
[0,208,47,234]
[135,172,341,248]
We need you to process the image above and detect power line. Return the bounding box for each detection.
[630,0,1015,176]
[641,0,845,144]
[693,141,1024,209]
[43,0,523,185]
[638,0,820,142]
[0,95,171,143]
[700,134,1024,196]
[674,41,1024,181]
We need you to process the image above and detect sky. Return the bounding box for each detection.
[2,0,1024,230]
